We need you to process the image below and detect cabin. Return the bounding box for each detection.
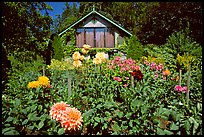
[59,8,132,48]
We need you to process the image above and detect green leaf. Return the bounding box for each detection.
[129,120,133,127]
[184,120,191,131]
[28,113,39,121]
[22,119,28,125]
[5,116,14,122]
[94,117,100,123]
[21,109,27,115]
[112,123,120,132]
[3,130,19,135]
[15,99,21,106]
[58,128,64,135]
[96,104,103,109]
[170,122,179,130]
[193,120,199,135]
[38,105,43,112]
[102,123,108,130]
[2,127,15,134]
[164,130,174,135]
[82,109,94,121]
[28,126,34,130]
[38,121,44,130]
[30,105,37,111]
[157,127,165,135]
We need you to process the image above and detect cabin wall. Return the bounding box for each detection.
[72,14,128,48]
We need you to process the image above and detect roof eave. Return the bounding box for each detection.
[59,10,133,37]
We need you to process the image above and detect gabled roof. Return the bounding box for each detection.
[58,9,133,36]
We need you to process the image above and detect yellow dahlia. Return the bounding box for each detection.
[95,52,106,62]
[72,52,81,61]
[79,55,85,61]
[38,76,50,88]
[49,101,70,121]
[93,57,102,65]
[27,81,40,89]
[73,60,82,68]
[83,44,91,50]
[82,48,89,55]
[60,107,83,131]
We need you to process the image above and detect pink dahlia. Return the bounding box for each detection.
[174,85,183,92]
[182,86,188,93]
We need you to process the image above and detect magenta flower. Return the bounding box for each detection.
[182,86,188,93]
[114,56,120,62]
[156,63,163,71]
[123,84,128,88]
[113,76,122,82]
[120,67,126,72]
[118,63,124,67]
[117,77,122,82]
[150,62,157,70]
[113,77,118,81]
[154,73,159,80]
[174,85,183,92]
[144,61,150,66]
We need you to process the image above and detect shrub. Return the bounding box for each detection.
[52,35,64,61]
[125,35,145,61]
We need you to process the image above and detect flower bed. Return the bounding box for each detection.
[2,45,202,135]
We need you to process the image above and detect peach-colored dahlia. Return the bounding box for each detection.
[60,107,83,131]
[49,101,70,121]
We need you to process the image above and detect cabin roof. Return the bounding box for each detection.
[58,9,133,36]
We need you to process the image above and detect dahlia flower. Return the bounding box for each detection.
[72,52,81,61]
[60,107,83,131]
[28,81,40,89]
[82,48,89,55]
[95,52,106,62]
[73,60,82,68]
[38,76,50,88]
[93,57,102,65]
[162,69,170,76]
[182,86,188,93]
[49,101,70,121]
[83,44,91,50]
[174,85,183,92]
[79,55,85,61]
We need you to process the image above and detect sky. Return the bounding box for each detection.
[45,2,79,19]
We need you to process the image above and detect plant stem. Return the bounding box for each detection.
[186,65,191,106]
[42,66,45,76]
[131,75,134,88]
[68,73,72,101]
[179,69,182,86]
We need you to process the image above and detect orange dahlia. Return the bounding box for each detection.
[60,107,83,131]
[49,101,70,121]
[162,69,170,76]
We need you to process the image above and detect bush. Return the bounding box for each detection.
[126,35,145,61]
[164,29,202,57]
[52,35,64,61]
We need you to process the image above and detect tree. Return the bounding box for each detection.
[138,2,202,45]
[2,2,53,62]
[52,2,80,34]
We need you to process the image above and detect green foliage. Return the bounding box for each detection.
[138,2,202,45]
[165,29,202,58]
[2,2,53,63]
[61,28,77,58]
[52,35,64,61]
[125,35,145,61]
